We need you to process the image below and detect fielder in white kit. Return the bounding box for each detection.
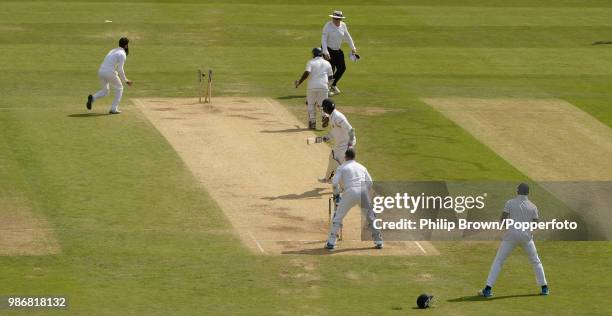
[479,183,549,297]
[325,148,383,249]
[86,37,133,114]
[294,47,333,129]
[318,98,355,183]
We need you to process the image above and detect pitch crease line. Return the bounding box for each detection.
[414,241,427,254]
[248,231,266,254]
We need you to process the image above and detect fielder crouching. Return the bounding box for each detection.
[325,148,383,250]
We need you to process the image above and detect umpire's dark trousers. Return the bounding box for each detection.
[327,47,346,87]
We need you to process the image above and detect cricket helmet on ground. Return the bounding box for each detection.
[312,47,323,57]
[416,294,433,309]
[322,98,335,114]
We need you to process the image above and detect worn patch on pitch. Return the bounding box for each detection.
[0,195,60,256]
[136,97,437,256]
[423,98,612,181]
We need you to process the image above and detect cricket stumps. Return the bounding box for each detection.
[198,68,213,104]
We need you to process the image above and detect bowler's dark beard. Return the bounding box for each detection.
[123,46,129,55]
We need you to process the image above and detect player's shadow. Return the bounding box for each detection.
[262,188,330,201]
[68,113,111,118]
[448,294,539,302]
[276,95,305,100]
[282,246,377,255]
[260,125,310,133]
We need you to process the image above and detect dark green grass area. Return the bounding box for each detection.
[1,1,611,314]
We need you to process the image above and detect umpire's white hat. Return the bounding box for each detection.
[329,10,346,19]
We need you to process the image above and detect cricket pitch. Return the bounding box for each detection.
[135,97,437,256]
[423,97,612,181]
[424,97,612,239]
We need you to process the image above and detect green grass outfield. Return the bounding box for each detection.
[1,0,611,314]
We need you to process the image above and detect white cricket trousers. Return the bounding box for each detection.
[93,70,123,112]
[486,235,547,287]
[307,88,328,122]
[324,146,346,181]
[327,187,383,246]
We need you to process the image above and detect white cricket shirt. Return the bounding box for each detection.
[321,21,356,54]
[333,160,372,190]
[503,195,539,238]
[327,110,355,148]
[98,47,128,82]
[305,57,333,90]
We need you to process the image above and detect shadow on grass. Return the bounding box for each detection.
[262,187,330,201]
[276,95,305,100]
[448,294,539,302]
[282,246,377,255]
[68,113,111,118]
[260,125,310,133]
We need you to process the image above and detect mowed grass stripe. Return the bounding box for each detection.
[4,24,612,48]
[0,1,610,314]
[3,46,612,75]
[5,2,612,25]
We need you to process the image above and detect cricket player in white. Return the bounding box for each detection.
[86,37,133,114]
[318,98,355,183]
[321,10,357,95]
[294,47,333,129]
[479,183,549,297]
[325,148,383,249]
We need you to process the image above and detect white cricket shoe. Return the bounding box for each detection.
[331,86,341,95]
[318,177,330,184]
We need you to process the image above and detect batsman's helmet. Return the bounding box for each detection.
[119,37,129,48]
[517,182,529,195]
[312,47,323,57]
[322,98,335,114]
[416,294,433,309]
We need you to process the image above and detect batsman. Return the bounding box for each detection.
[318,98,355,183]
[325,148,383,250]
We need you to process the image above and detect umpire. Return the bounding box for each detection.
[321,10,357,96]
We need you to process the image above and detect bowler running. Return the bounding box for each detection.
[86,37,133,114]
[294,47,333,129]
